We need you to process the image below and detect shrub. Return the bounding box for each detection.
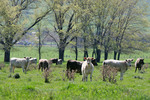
[0,63,5,70]
[66,69,77,81]
[102,65,118,83]
[43,68,53,83]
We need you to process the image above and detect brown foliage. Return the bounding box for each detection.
[102,65,118,83]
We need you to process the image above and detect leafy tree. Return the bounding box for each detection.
[0,0,51,62]
[44,0,79,61]
[112,0,149,60]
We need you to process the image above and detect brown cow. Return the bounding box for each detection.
[135,58,144,73]
[38,59,50,71]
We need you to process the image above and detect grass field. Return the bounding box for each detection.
[0,46,150,100]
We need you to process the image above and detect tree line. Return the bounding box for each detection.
[0,0,149,62]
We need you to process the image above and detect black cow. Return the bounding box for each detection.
[91,58,98,66]
[67,60,83,75]
[135,58,144,73]
[50,58,58,65]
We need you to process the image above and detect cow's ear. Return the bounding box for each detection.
[24,57,26,59]
[84,57,86,60]
[125,59,127,62]
[30,57,32,59]
[131,59,133,61]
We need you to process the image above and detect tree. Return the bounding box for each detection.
[0,0,51,62]
[44,0,79,61]
[112,0,149,60]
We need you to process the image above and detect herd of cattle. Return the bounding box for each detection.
[9,56,145,81]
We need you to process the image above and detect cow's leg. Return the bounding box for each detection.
[13,66,15,73]
[90,74,92,81]
[86,75,88,81]
[82,74,85,81]
[135,67,137,73]
[22,66,25,73]
[139,67,141,72]
[120,72,123,80]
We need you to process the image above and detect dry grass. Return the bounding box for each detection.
[102,65,118,83]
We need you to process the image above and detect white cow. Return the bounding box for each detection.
[10,57,31,73]
[81,57,94,81]
[29,58,37,65]
[103,59,133,80]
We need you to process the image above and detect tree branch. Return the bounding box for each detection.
[13,9,51,45]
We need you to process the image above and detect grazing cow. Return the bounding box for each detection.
[67,60,83,75]
[135,58,144,73]
[50,58,58,65]
[10,57,31,73]
[81,57,94,81]
[57,59,62,64]
[103,59,133,80]
[29,58,37,65]
[38,59,49,71]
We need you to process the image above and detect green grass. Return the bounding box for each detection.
[0,46,150,100]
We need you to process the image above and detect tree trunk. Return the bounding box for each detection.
[84,50,88,58]
[117,50,121,60]
[83,37,88,59]
[104,49,108,60]
[96,48,101,62]
[4,49,10,62]
[75,37,78,60]
[92,48,96,58]
[114,51,117,60]
[59,47,65,61]
[38,34,41,60]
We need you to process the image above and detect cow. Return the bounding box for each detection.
[135,58,144,73]
[91,58,98,66]
[38,59,50,71]
[49,58,58,65]
[10,57,31,73]
[67,60,83,75]
[29,58,37,65]
[57,59,62,64]
[81,57,94,81]
[103,59,133,80]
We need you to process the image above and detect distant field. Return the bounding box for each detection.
[0,46,150,99]
[1,46,150,63]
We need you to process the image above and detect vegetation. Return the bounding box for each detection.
[0,46,150,99]
[0,0,150,62]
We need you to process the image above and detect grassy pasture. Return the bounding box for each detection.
[0,46,150,100]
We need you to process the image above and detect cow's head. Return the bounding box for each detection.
[125,59,133,67]
[139,58,144,66]
[91,58,98,66]
[84,57,93,64]
[24,57,32,62]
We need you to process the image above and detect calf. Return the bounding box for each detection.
[10,57,31,73]
[67,60,82,75]
[103,59,133,80]
[50,58,58,65]
[135,58,144,73]
[81,57,94,81]
[38,59,50,71]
